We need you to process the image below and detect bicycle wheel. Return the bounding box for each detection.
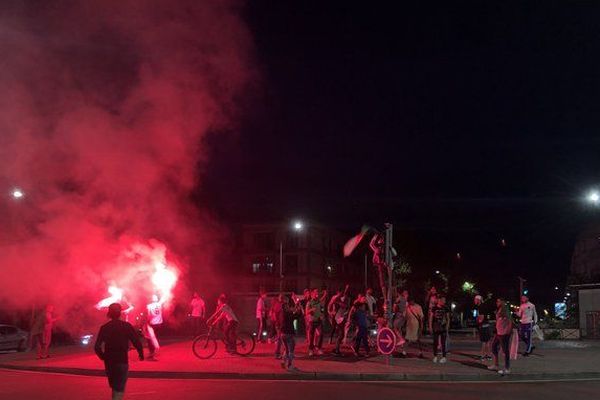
[235,332,256,356]
[192,334,218,359]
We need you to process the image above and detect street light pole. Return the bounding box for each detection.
[279,220,304,293]
[279,240,284,292]
[384,223,394,327]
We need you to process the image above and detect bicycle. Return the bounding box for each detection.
[192,325,256,359]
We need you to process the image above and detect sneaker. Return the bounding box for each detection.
[439,357,447,364]
[308,350,314,357]
[401,351,407,356]
[332,349,342,356]
[487,365,499,371]
[316,349,324,356]
[433,356,439,363]
[287,366,300,372]
[499,369,510,375]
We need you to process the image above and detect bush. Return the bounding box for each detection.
[545,330,561,340]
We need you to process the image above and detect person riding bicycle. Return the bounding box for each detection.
[206,294,239,354]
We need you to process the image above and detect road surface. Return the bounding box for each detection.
[1,369,598,400]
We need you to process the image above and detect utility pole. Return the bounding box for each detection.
[279,240,284,292]
[384,223,394,328]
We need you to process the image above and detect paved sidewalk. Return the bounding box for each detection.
[1,338,599,382]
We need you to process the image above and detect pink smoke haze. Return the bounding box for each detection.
[0,1,256,332]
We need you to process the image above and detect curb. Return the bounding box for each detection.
[2,363,599,382]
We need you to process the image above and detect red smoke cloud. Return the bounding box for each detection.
[0,1,255,330]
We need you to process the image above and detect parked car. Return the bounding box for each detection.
[0,324,28,352]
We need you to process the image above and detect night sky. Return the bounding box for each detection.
[201,3,600,305]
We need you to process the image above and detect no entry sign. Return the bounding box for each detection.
[376,327,396,355]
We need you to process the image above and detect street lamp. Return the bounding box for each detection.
[11,188,24,199]
[587,190,600,205]
[280,220,304,291]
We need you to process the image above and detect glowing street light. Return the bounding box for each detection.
[11,188,24,199]
[293,221,304,231]
[587,190,600,204]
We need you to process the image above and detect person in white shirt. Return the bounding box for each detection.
[518,295,538,356]
[207,294,239,354]
[190,292,206,336]
[256,291,267,343]
[144,295,164,360]
[365,288,377,318]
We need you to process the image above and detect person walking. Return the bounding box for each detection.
[365,288,377,319]
[518,295,538,356]
[256,290,267,343]
[31,304,59,359]
[306,288,324,356]
[271,293,284,358]
[429,295,450,363]
[327,286,343,344]
[279,294,302,371]
[404,295,424,358]
[332,289,351,355]
[189,292,206,336]
[144,295,164,361]
[352,301,370,356]
[94,303,144,400]
[488,298,514,375]
[477,314,492,360]
[393,289,408,356]
[424,286,437,335]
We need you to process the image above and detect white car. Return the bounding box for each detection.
[0,324,28,352]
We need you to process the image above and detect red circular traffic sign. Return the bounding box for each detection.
[376,327,397,355]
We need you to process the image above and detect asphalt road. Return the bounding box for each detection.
[1,369,599,400]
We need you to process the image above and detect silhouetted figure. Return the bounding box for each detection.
[95,303,144,400]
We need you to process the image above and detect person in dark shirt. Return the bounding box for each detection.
[352,301,370,356]
[94,303,144,400]
[477,314,492,360]
[428,295,450,363]
[278,293,302,371]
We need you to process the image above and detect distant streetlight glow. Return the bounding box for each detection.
[435,270,440,275]
[293,221,303,231]
[587,190,600,204]
[12,188,24,199]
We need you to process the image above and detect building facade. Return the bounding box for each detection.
[237,222,363,294]
[569,226,600,337]
[570,226,600,282]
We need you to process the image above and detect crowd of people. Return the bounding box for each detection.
[243,285,540,375]
[25,285,539,399]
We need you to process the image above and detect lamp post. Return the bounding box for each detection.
[279,220,303,292]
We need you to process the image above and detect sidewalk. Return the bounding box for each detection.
[1,338,599,382]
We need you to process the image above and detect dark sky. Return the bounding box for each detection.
[201,2,600,304]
